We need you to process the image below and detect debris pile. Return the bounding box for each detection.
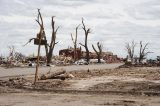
[0,77,32,89]
[0,77,68,90]
[0,69,74,90]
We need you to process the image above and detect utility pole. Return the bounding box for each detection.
[34,35,42,84]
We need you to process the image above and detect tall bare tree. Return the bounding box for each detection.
[138,41,151,63]
[92,42,102,63]
[24,9,59,65]
[46,16,59,65]
[79,18,91,63]
[71,24,80,62]
[125,40,136,63]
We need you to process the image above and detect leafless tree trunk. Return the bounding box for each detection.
[46,17,59,65]
[8,46,15,58]
[139,41,151,63]
[125,40,136,63]
[92,42,102,63]
[71,24,80,62]
[36,9,59,65]
[79,18,91,63]
[24,9,59,66]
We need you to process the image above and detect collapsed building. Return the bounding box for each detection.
[59,48,82,60]
[59,48,122,63]
[102,52,121,63]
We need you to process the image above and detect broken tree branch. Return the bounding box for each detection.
[23,38,35,46]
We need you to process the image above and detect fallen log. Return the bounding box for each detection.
[40,69,66,80]
[54,73,75,80]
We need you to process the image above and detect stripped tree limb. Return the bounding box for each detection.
[79,43,85,47]
[23,38,35,46]
[125,40,136,63]
[139,41,152,63]
[80,18,91,63]
[92,42,102,63]
[46,16,59,65]
[70,24,81,62]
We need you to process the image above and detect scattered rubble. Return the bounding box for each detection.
[0,77,69,90]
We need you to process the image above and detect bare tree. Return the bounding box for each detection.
[8,46,15,58]
[71,24,80,62]
[125,40,136,63]
[79,18,91,63]
[24,9,59,65]
[46,16,59,65]
[92,42,102,63]
[139,41,151,63]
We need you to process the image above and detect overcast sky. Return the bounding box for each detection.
[0,0,160,58]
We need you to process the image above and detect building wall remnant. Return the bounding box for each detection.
[59,48,122,63]
[59,48,82,60]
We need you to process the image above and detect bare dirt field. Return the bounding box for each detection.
[0,64,160,106]
[1,92,160,106]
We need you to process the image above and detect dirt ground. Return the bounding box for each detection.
[0,92,160,106]
[0,66,160,106]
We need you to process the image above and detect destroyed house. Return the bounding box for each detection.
[59,48,82,60]
[59,48,122,63]
[26,56,46,62]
